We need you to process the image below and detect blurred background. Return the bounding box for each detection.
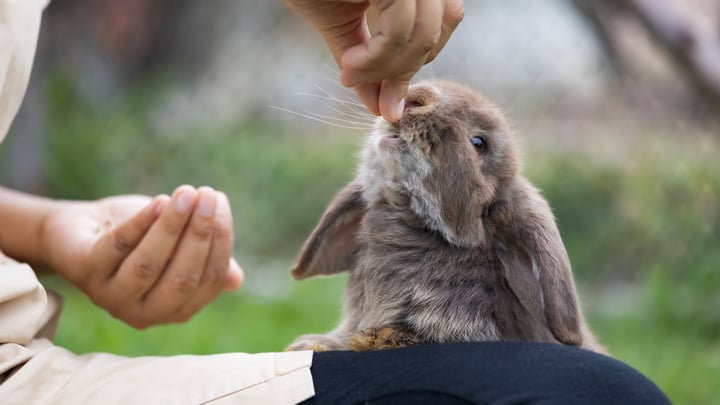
[1,0,719,403]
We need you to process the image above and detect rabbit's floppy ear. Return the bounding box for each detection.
[292,180,366,280]
[492,180,583,346]
[423,145,490,247]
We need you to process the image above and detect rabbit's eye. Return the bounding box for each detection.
[471,136,486,152]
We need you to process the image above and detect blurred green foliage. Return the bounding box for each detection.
[532,153,720,341]
[41,75,361,257]
[1,76,718,403]
[40,274,348,356]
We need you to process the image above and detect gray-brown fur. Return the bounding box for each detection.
[287,80,605,354]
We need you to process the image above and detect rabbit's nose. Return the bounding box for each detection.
[403,85,437,115]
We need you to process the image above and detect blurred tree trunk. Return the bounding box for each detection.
[571,0,720,112]
[3,0,180,195]
[2,78,46,194]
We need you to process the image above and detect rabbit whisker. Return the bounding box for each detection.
[312,84,366,109]
[321,102,376,122]
[268,105,372,131]
[299,91,374,121]
[298,92,369,115]
[302,110,374,128]
[313,86,371,120]
[321,63,340,76]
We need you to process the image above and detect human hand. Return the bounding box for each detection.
[285,0,464,122]
[42,186,244,329]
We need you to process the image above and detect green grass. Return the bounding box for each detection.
[42,272,348,356]
[594,310,720,404]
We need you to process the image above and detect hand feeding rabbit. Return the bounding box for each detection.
[287,80,605,354]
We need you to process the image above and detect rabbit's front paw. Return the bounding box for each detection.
[285,334,345,352]
[347,326,423,351]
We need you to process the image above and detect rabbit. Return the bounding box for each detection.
[286,80,605,355]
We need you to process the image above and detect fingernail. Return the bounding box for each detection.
[153,195,170,216]
[394,98,406,122]
[216,192,230,218]
[230,258,243,276]
[226,258,244,291]
[174,189,195,214]
[196,189,216,217]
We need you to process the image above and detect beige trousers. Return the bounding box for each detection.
[0,251,315,404]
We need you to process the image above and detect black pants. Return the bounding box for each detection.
[303,342,669,405]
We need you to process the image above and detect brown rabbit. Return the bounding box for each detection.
[287,80,605,354]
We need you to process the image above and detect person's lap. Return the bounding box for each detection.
[305,342,670,405]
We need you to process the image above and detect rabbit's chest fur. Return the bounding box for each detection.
[343,202,533,343]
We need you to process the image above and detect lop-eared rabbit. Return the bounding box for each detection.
[287,80,604,354]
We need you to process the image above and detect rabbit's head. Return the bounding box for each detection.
[359,80,520,247]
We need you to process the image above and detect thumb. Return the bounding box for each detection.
[378,77,410,123]
[90,195,170,281]
[353,82,382,116]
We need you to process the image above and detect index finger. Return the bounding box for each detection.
[426,0,464,63]
[340,0,417,78]
[89,195,169,282]
[107,186,198,300]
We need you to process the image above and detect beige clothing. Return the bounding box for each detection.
[0,0,48,142]
[0,253,314,404]
[0,0,315,403]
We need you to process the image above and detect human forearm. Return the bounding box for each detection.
[0,186,65,268]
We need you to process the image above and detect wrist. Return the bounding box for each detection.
[38,198,89,280]
[0,188,54,267]
[37,199,66,272]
